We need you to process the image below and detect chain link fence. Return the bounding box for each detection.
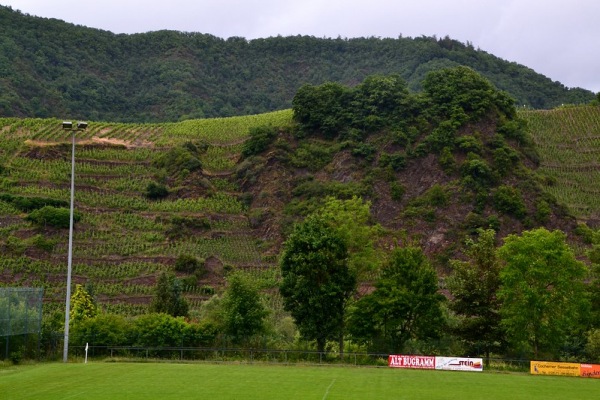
[0,287,44,360]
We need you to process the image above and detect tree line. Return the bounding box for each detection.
[0,5,595,123]
[57,197,599,364]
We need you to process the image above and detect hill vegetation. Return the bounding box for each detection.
[1,64,598,360]
[0,5,595,123]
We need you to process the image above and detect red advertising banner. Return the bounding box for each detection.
[435,357,483,372]
[388,354,435,369]
[580,364,600,379]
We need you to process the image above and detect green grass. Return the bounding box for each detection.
[1,362,598,400]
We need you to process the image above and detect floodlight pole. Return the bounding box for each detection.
[62,121,87,363]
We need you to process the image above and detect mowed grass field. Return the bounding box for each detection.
[1,362,597,399]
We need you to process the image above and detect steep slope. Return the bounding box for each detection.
[0,72,597,315]
[0,112,290,314]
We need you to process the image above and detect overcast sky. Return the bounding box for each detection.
[3,0,599,93]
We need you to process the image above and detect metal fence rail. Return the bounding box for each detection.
[66,345,531,371]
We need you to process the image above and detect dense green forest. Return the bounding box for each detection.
[0,5,595,123]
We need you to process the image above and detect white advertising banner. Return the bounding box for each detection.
[435,357,483,372]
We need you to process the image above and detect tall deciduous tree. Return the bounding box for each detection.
[221,271,268,344]
[347,246,445,353]
[150,271,189,318]
[313,196,383,280]
[447,229,503,364]
[279,216,356,354]
[498,228,590,358]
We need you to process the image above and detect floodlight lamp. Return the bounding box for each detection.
[62,121,73,130]
[77,121,88,130]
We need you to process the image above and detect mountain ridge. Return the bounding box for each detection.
[0,5,595,123]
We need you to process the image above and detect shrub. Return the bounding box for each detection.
[492,185,527,219]
[153,143,202,175]
[439,146,456,173]
[403,205,436,222]
[390,181,405,201]
[423,184,449,207]
[5,235,26,255]
[171,215,211,230]
[289,142,337,171]
[0,193,68,212]
[585,329,600,363]
[242,125,279,157]
[131,313,189,347]
[174,254,206,275]
[31,234,57,252]
[410,184,449,208]
[379,152,406,171]
[145,182,169,199]
[71,314,129,347]
[574,223,596,244]
[497,119,529,143]
[393,127,419,147]
[248,207,270,229]
[493,146,519,176]
[534,199,551,224]
[238,192,253,208]
[351,142,377,161]
[26,206,80,228]
[181,275,199,289]
[455,135,483,154]
[461,154,496,189]
[425,120,458,152]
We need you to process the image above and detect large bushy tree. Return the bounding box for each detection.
[292,82,353,138]
[422,65,516,122]
[221,271,268,344]
[150,272,189,318]
[498,228,590,358]
[447,229,503,363]
[279,216,356,353]
[313,196,383,280]
[348,246,445,353]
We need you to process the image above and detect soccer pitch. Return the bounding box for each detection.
[1,362,597,399]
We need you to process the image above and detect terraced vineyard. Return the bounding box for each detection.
[0,110,292,315]
[2,105,600,317]
[520,106,600,223]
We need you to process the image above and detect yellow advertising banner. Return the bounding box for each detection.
[530,361,580,377]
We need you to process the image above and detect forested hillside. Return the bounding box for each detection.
[0,67,592,311]
[0,5,595,123]
[1,66,599,360]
